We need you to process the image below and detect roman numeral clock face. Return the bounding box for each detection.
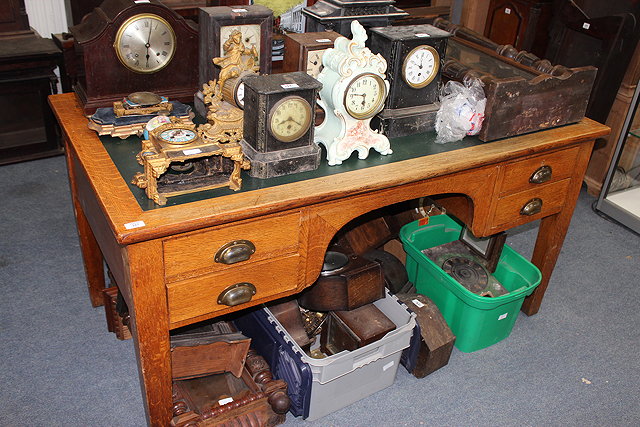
[114,14,176,73]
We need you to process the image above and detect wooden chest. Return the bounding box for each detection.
[433,18,597,142]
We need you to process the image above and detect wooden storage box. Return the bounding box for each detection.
[171,349,290,426]
[433,18,597,142]
[170,321,251,380]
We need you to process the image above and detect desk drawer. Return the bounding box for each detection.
[167,255,300,326]
[164,212,301,282]
[498,147,579,196]
[490,178,571,231]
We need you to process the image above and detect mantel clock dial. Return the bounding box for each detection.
[268,96,313,142]
[402,45,439,88]
[114,13,176,73]
[343,73,387,119]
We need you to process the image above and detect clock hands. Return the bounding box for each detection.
[145,20,153,68]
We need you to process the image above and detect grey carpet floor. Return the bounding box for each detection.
[1,155,638,426]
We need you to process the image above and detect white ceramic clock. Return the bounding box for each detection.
[314,20,391,166]
[219,24,261,59]
[114,13,176,73]
[402,45,439,88]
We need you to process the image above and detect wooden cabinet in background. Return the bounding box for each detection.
[484,0,552,57]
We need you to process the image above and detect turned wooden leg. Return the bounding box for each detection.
[64,141,105,307]
[125,241,172,426]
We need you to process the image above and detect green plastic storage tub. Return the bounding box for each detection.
[399,214,542,353]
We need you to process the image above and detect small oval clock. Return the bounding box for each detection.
[114,13,177,74]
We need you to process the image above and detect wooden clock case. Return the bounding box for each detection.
[368,24,451,138]
[282,30,341,76]
[69,0,199,115]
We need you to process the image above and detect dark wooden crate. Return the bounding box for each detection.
[433,18,597,142]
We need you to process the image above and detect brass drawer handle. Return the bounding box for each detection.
[529,165,552,184]
[217,282,257,306]
[521,198,543,216]
[214,240,256,264]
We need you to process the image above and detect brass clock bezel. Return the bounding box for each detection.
[152,122,198,146]
[343,72,387,120]
[114,13,177,74]
[402,45,439,89]
[268,95,313,143]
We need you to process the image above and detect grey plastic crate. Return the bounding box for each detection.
[263,291,416,421]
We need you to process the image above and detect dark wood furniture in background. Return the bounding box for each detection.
[0,0,32,37]
[50,91,607,425]
[484,0,552,57]
[0,1,62,165]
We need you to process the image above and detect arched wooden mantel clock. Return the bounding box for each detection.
[69,0,199,115]
[314,20,391,166]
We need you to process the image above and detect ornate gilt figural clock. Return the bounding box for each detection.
[132,118,249,206]
[315,20,391,166]
[198,5,273,88]
[368,24,451,138]
[240,72,323,179]
[69,0,199,114]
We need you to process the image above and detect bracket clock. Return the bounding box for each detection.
[198,5,273,88]
[315,20,391,166]
[282,31,342,79]
[368,24,451,138]
[69,0,199,115]
[240,72,323,179]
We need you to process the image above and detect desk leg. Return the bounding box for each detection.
[65,143,105,307]
[126,241,172,426]
[522,141,593,315]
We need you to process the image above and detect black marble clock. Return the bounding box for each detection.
[368,24,451,138]
[240,72,323,179]
[302,0,407,37]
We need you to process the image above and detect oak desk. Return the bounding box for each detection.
[49,92,609,425]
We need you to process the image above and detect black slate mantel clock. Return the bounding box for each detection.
[240,72,323,179]
[368,24,451,138]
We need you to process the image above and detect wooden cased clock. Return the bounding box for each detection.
[240,72,323,179]
[69,0,199,115]
[368,24,451,138]
[198,5,273,87]
[282,31,342,79]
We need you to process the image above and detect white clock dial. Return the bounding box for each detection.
[402,45,439,89]
[236,82,245,107]
[306,49,327,78]
[114,14,176,74]
[269,96,312,142]
[220,24,261,59]
[343,73,387,119]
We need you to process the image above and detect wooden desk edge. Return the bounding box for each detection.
[49,93,610,246]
